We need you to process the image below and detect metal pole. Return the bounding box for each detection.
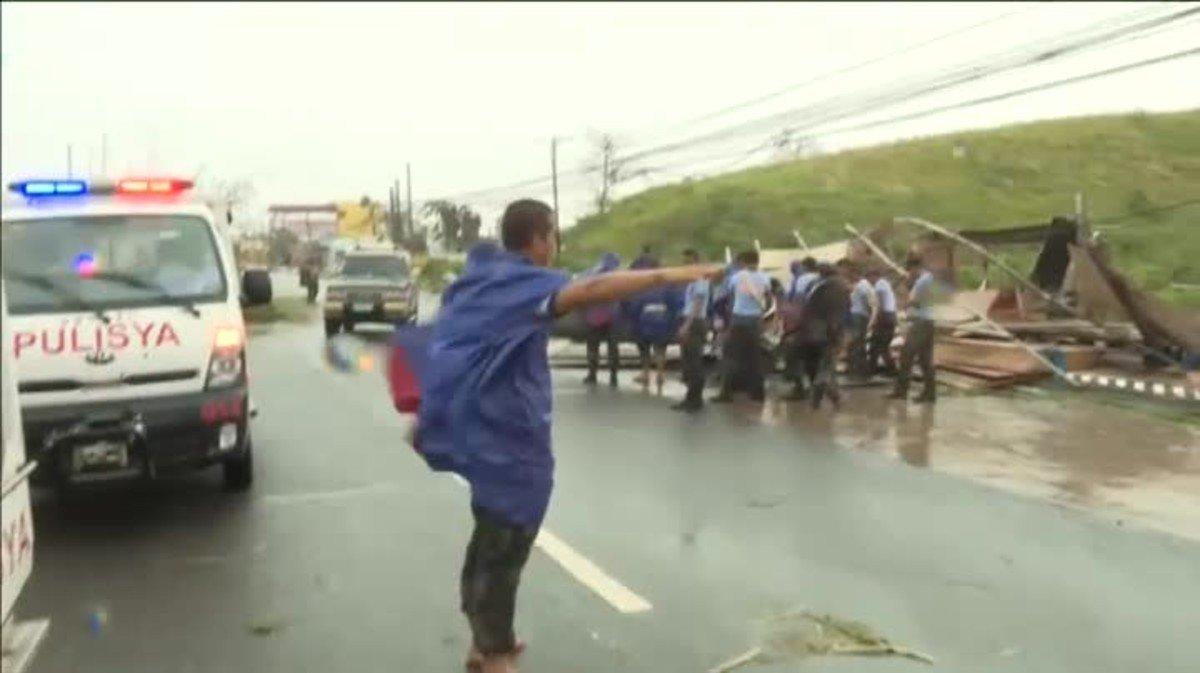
[791,230,809,251]
[67,145,73,177]
[551,137,560,221]
[845,223,1077,386]
[406,163,414,241]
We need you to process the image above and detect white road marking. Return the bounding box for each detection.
[261,482,401,505]
[445,473,652,614]
[534,529,653,614]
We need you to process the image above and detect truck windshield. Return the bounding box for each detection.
[1,215,227,315]
[341,255,408,279]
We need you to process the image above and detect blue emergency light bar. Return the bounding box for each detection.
[8,179,88,196]
[8,177,194,198]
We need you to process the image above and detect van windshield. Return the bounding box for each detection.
[1,215,227,315]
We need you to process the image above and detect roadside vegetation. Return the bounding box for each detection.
[243,296,316,325]
[562,110,1200,307]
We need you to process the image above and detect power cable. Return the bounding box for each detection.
[424,6,1197,205]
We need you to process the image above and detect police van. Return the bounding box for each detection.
[1,178,271,492]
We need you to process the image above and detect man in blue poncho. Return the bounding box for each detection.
[410,200,720,673]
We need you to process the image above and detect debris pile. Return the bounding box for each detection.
[710,609,933,672]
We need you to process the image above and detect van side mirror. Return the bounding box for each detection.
[241,269,273,307]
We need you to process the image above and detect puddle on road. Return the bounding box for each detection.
[759,388,1200,541]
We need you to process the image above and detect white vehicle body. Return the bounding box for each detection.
[2,283,51,673]
[2,182,264,490]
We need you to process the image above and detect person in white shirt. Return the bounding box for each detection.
[865,268,898,375]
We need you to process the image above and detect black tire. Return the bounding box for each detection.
[223,432,254,492]
[324,319,341,337]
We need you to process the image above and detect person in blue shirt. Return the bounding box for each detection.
[673,248,712,412]
[889,255,938,403]
[623,251,664,388]
[630,281,683,394]
[839,259,876,380]
[712,249,772,403]
[413,200,719,673]
[580,252,622,387]
[787,256,819,302]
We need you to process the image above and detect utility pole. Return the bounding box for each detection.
[405,163,414,243]
[67,144,73,177]
[551,137,560,222]
[599,139,611,215]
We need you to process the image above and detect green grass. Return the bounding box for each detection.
[243,296,316,325]
[562,110,1200,306]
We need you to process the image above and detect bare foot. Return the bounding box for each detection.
[480,653,519,673]
[466,642,525,671]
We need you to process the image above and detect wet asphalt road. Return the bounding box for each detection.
[17,309,1200,673]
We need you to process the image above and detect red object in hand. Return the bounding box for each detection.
[388,340,421,414]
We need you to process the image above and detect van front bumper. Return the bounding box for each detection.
[21,386,250,485]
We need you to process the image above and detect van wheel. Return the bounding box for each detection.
[324,319,341,337]
[223,433,254,492]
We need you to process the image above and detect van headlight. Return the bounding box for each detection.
[206,325,246,389]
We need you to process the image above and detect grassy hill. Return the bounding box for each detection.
[561,110,1200,307]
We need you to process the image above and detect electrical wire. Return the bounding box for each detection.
[424,5,1197,205]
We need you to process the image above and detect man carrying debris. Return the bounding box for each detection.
[840,259,876,380]
[888,256,938,404]
[788,256,819,302]
[580,252,622,387]
[713,250,772,403]
[798,263,850,410]
[407,200,721,673]
[674,248,712,412]
[865,267,898,376]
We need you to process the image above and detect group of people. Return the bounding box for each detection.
[393,201,940,672]
[578,245,941,412]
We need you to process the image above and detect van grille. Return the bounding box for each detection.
[19,369,199,394]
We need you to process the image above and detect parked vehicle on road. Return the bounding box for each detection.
[1,177,272,493]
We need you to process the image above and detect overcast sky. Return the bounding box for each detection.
[3,2,1198,235]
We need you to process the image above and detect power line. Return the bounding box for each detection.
[1094,198,1200,228]
[809,46,1200,139]
[616,5,1198,166]
[424,5,1197,206]
[617,5,1044,142]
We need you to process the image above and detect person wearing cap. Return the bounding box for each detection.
[889,255,938,403]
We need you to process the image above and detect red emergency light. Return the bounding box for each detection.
[115,178,194,195]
